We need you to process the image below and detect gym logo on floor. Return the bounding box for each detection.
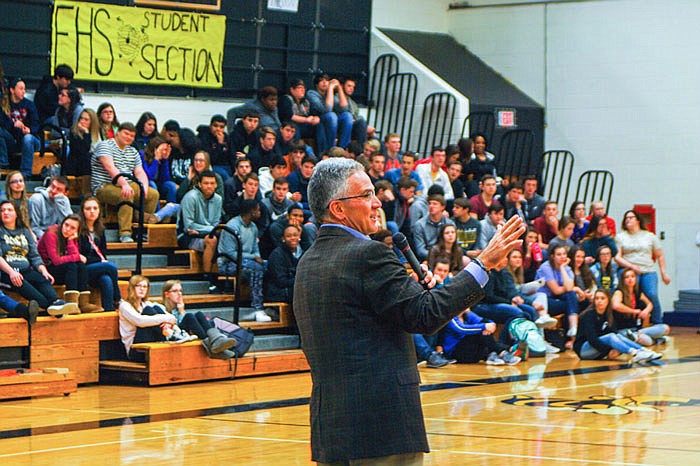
[502,395,700,415]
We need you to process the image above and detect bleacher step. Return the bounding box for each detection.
[251,334,300,352]
[111,254,168,269]
[148,280,212,296]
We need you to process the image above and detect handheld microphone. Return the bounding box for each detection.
[392,232,426,284]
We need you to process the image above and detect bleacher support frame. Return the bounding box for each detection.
[497,129,536,179]
[461,111,495,145]
[415,92,456,156]
[575,170,615,214]
[367,53,399,135]
[541,150,575,206]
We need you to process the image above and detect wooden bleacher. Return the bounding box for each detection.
[100,341,309,386]
[30,312,120,384]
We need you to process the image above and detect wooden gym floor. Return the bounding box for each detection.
[1,327,699,465]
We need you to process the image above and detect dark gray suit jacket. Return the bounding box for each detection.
[294,226,485,463]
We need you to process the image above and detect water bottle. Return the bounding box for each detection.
[531,242,543,262]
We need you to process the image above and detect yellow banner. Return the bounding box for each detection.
[51,0,226,88]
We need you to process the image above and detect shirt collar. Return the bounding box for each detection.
[320,223,371,241]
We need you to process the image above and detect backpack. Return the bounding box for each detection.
[507,317,546,357]
[212,316,255,358]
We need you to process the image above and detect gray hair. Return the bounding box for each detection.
[308,158,365,223]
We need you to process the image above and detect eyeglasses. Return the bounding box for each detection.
[167,289,183,293]
[334,191,376,203]
[135,284,148,288]
[8,179,24,185]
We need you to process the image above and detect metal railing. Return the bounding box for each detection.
[575,170,614,214]
[461,111,495,144]
[207,225,243,324]
[379,72,418,151]
[497,129,536,178]
[112,173,145,275]
[541,150,575,206]
[367,53,399,132]
[415,92,456,155]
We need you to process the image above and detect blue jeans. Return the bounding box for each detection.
[413,333,439,361]
[473,302,537,324]
[336,111,353,149]
[351,116,368,145]
[3,268,57,309]
[212,165,233,181]
[0,289,20,315]
[638,272,663,324]
[547,291,579,316]
[86,261,121,310]
[20,133,41,177]
[149,180,178,205]
[219,258,266,309]
[579,333,642,359]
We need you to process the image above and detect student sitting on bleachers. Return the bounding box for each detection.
[4,78,41,178]
[260,175,294,225]
[47,86,83,140]
[535,244,580,349]
[426,223,467,274]
[286,154,317,215]
[197,114,233,180]
[177,170,222,293]
[247,126,281,173]
[227,85,281,133]
[78,196,121,312]
[278,78,318,141]
[223,173,269,235]
[222,156,252,205]
[1,171,31,229]
[92,123,160,243]
[547,215,576,253]
[384,151,424,196]
[217,199,271,322]
[413,194,454,262]
[160,120,199,184]
[118,275,191,361]
[582,215,618,264]
[468,174,501,220]
[66,108,100,198]
[258,158,288,198]
[0,290,38,325]
[97,102,119,140]
[175,150,224,203]
[160,279,237,359]
[569,200,589,243]
[264,224,302,304]
[133,111,158,154]
[229,109,259,158]
[141,136,178,205]
[28,175,72,240]
[34,64,74,124]
[264,205,314,258]
[590,245,619,293]
[463,133,498,198]
[415,147,454,202]
[0,201,76,316]
[611,268,670,346]
[441,309,521,365]
[532,200,560,246]
[569,245,596,311]
[37,214,103,313]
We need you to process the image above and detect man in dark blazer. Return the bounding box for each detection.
[294,158,525,464]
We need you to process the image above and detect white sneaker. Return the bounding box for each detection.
[254,310,272,322]
[535,314,558,329]
[545,342,561,354]
[632,349,661,363]
[485,352,505,365]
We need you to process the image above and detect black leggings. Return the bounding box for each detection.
[179,311,215,339]
[48,262,89,291]
[451,333,508,364]
[3,268,57,309]
[128,306,167,361]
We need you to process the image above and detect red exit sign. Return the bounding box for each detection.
[497,109,516,127]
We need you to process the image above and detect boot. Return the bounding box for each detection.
[14,300,39,325]
[205,327,237,354]
[201,338,235,360]
[79,291,103,313]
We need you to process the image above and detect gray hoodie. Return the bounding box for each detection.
[28,187,73,239]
